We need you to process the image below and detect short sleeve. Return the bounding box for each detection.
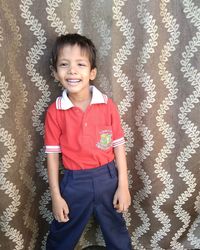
[44,103,61,153]
[108,99,125,147]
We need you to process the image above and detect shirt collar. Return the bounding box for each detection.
[56,85,108,110]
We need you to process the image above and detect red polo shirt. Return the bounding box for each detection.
[44,86,125,170]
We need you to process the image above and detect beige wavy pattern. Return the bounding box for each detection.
[0,128,22,249]
[112,0,134,239]
[46,0,68,35]
[0,73,22,248]
[20,1,51,249]
[112,0,134,116]
[70,0,82,34]
[0,1,200,249]
[91,0,112,98]
[151,1,179,249]
[133,0,157,248]
[171,1,200,249]
[1,2,38,249]
[0,73,10,119]
[0,19,3,47]
[187,192,200,248]
[112,0,135,156]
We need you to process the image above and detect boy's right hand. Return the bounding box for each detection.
[52,195,69,223]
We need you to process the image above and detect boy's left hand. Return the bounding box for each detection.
[113,186,131,213]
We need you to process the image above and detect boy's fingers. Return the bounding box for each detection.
[54,209,69,223]
[115,203,130,213]
[115,203,122,213]
[63,206,70,221]
[62,217,69,222]
[57,215,69,223]
[119,204,124,212]
[63,207,68,215]
[63,213,69,222]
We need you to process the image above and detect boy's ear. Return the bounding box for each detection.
[90,68,97,81]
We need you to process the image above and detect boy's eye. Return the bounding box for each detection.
[60,63,68,67]
[78,63,86,67]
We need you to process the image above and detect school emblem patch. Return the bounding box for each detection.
[96,129,112,150]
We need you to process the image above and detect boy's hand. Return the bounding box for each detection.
[113,186,131,213]
[52,195,69,223]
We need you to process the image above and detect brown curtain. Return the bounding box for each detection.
[0,0,200,249]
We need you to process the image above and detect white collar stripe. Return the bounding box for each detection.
[56,97,61,109]
[56,86,108,110]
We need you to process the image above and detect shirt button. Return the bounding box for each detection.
[85,122,87,127]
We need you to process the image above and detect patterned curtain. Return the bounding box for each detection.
[0,0,200,249]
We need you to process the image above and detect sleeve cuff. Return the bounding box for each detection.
[112,137,125,147]
[45,145,61,153]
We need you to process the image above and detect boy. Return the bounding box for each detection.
[45,33,132,250]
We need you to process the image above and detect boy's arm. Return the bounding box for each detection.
[47,153,69,222]
[113,144,131,213]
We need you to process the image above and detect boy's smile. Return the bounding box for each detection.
[54,44,97,100]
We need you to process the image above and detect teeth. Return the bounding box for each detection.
[67,79,80,83]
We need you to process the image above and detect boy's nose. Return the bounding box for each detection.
[68,65,77,74]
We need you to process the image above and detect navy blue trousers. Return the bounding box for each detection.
[46,161,132,250]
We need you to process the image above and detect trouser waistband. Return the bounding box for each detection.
[64,160,117,179]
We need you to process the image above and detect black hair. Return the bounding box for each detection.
[51,33,97,71]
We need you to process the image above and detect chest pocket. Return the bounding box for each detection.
[96,126,113,151]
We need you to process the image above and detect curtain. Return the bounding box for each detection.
[0,0,200,249]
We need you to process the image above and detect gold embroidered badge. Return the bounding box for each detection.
[96,130,112,150]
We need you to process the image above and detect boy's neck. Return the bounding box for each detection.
[68,90,92,111]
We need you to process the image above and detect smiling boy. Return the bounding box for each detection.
[45,33,132,250]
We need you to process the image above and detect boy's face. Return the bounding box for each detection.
[54,44,97,96]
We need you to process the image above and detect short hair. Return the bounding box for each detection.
[51,33,97,71]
